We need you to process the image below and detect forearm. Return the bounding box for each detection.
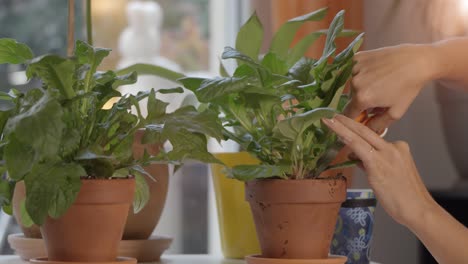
[407,200,468,264]
[429,37,468,89]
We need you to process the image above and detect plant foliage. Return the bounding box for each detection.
[180,8,363,181]
[0,39,223,225]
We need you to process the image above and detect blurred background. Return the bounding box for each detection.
[0,1,467,264]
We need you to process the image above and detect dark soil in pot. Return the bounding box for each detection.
[41,178,135,262]
[245,177,347,259]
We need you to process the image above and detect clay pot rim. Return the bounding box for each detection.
[245,177,347,204]
[75,177,136,204]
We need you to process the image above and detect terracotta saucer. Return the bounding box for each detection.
[29,257,136,264]
[119,236,172,262]
[245,255,347,264]
[8,233,172,262]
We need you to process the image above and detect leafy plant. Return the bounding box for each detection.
[180,8,364,181]
[0,38,223,225]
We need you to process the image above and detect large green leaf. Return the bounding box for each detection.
[0,38,33,64]
[261,52,288,75]
[24,162,85,225]
[318,10,345,64]
[74,40,111,93]
[229,164,288,181]
[4,135,34,180]
[0,180,15,212]
[236,12,264,62]
[26,55,76,99]
[5,94,65,160]
[273,108,336,140]
[160,106,224,141]
[269,7,328,60]
[165,129,220,164]
[116,63,185,83]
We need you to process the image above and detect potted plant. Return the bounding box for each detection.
[179,7,363,263]
[0,36,222,263]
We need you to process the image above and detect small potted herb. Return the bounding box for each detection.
[0,38,222,263]
[180,7,363,263]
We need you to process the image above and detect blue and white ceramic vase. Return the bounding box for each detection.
[330,189,377,264]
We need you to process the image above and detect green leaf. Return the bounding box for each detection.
[116,63,185,83]
[112,71,138,88]
[236,12,264,62]
[5,93,65,160]
[75,40,111,66]
[0,38,34,64]
[0,180,14,213]
[157,87,185,94]
[132,173,150,214]
[26,55,76,99]
[160,106,224,141]
[273,108,336,140]
[147,89,169,121]
[319,10,345,63]
[269,7,328,60]
[166,129,220,164]
[335,32,365,62]
[4,135,34,180]
[194,76,254,102]
[229,164,288,181]
[20,199,34,228]
[219,62,229,77]
[261,53,288,75]
[178,77,206,92]
[24,162,85,225]
[222,47,261,67]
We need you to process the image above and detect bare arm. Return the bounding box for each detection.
[322,115,468,264]
[346,37,468,133]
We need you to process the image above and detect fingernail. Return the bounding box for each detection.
[322,117,335,124]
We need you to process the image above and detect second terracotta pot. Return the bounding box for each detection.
[245,177,346,259]
[41,178,135,262]
[123,131,169,240]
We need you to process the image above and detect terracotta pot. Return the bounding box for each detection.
[245,177,346,259]
[123,131,169,240]
[12,181,42,238]
[211,152,261,259]
[41,178,135,262]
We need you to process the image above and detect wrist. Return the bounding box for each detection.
[404,196,439,232]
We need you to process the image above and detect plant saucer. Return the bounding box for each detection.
[245,255,347,264]
[119,235,173,262]
[29,257,136,264]
[8,233,172,262]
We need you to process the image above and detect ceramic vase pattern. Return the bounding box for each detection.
[330,189,376,264]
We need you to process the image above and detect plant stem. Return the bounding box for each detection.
[86,0,93,45]
[67,0,75,56]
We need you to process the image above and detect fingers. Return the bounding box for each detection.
[322,117,375,164]
[334,115,388,150]
[343,98,364,119]
[366,111,396,135]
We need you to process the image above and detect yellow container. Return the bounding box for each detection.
[211,152,261,259]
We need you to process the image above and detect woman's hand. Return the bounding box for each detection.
[346,44,439,134]
[322,115,435,227]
